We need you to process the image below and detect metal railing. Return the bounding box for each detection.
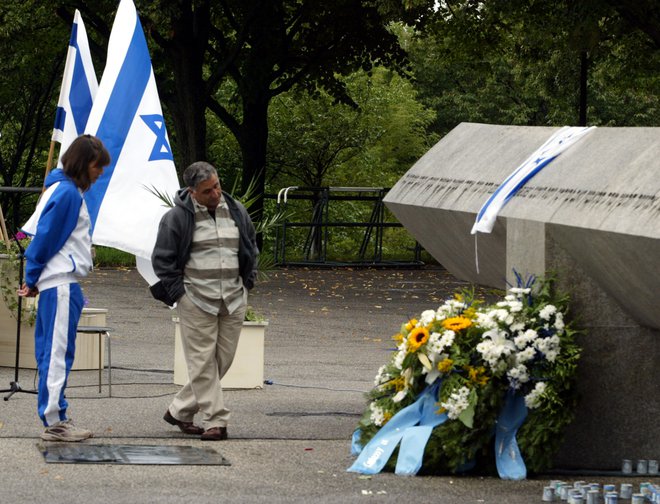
[271,186,422,267]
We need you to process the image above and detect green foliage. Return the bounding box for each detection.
[267,67,437,189]
[409,0,660,135]
[93,246,135,268]
[244,305,266,323]
[0,234,37,325]
[0,1,71,228]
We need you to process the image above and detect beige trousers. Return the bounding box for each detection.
[170,293,246,429]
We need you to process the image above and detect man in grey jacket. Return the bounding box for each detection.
[151,161,258,440]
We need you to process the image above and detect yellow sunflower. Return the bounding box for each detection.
[441,316,473,331]
[392,332,404,344]
[407,326,429,352]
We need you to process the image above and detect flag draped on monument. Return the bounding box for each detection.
[83,0,180,272]
[52,9,98,165]
[471,126,595,235]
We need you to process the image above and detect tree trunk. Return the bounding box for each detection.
[239,99,269,226]
[578,50,588,127]
[161,7,209,170]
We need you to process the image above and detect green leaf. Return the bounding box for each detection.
[457,388,478,428]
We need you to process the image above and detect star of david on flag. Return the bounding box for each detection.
[141,114,174,161]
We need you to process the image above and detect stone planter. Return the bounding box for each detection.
[0,305,108,370]
[173,317,267,389]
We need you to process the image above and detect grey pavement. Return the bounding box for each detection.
[0,267,655,503]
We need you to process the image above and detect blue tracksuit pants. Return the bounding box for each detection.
[34,283,83,426]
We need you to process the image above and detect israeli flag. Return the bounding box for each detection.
[84,0,180,275]
[471,126,595,234]
[52,10,98,163]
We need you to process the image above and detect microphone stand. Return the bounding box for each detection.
[1,233,37,400]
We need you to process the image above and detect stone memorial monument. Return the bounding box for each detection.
[384,122,659,469]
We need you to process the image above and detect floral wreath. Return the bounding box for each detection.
[350,274,581,477]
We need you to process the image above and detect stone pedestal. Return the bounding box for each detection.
[506,219,659,469]
[173,317,266,389]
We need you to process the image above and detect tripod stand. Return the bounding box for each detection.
[1,234,37,400]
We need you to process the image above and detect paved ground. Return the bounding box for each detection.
[0,267,655,503]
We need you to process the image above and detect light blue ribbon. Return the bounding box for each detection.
[494,390,528,480]
[351,429,363,456]
[348,381,446,475]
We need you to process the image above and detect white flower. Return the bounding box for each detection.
[440,330,455,348]
[489,308,515,326]
[374,365,390,386]
[477,329,516,368]
[496,299,523,313]
[419,309,436,326]
[524,382,548,409]
[427,329,456,355]
[554,312,565,332]
[426,332,442,353]
[534,334,561,362]
[539,304,557,320]
[440,386,471,419]
[515,346,536,363]
[369,402,386,426]
[507,364,530,388]
[393,345,407,370]
[510,322,526,332]
[545,349,559,362]
[448,299,469,311]
[513,329,538,349]
[509,287,531,295]
[508,301,523,313]
[475,312,498,329]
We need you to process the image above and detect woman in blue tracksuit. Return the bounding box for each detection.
[19,135,109,442]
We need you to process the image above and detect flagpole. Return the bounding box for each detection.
[43,140,56,192]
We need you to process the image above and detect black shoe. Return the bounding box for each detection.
[201,426,228,441]
[163,409,204,435]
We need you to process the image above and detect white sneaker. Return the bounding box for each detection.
[41,419,93,442]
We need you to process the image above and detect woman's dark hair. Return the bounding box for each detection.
[60,134,111,191]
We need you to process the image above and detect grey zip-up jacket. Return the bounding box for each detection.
[150,188,258,306]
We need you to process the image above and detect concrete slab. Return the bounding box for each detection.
[384,123,660,328]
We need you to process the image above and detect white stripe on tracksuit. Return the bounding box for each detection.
[36,283,82,426]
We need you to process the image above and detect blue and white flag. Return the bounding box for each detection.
[471,126,595,234]
[52,10,98,163]
[84,0,180,272]
[23,10,97,236]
